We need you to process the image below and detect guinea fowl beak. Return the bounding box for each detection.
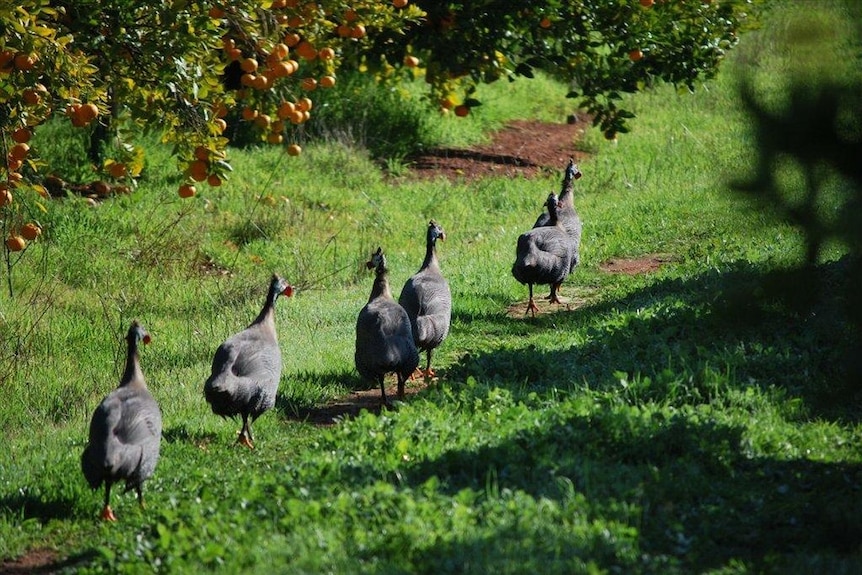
[573,167,582,179]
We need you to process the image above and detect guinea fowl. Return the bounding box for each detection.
[512,192,573,317]
[355,247,420,403]
[204,274,294,449]
[398,220,452,379]
[81,321,161,521]
[533,158,583,298]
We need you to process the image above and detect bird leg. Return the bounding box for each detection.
[397,374,407,400]
[525,284,539,317]
[422,351,437,379]
[549,283,563,305]
[101,483,117,521]
[379,376,389,405]
[237,415,255,449]
[136,485,146,510]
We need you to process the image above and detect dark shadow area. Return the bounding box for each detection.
[0,492,79,524]
[447,257,857,421]
[162,425,219,446]
[0,549,99,575]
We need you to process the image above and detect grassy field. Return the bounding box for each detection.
[1,1,860,573]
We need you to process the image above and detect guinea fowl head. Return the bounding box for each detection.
[127,321,151,347]
[565,158,582,182]
[427,220,446,244]
[366,247,387,275]
[269,274,295,299]
[545,192,561,222]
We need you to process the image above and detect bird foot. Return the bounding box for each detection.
[236,434,255,450]
[525,299,540,317]
[100,505,117,522]
[422,368,437,381]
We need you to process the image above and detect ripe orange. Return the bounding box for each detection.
[7,158,22,172]
[300,77,317,91]
[21,223,42,241]
[178,183,196,198]
[108,163,127,178]
[640,0,655,6]
[296,97,313,112]
[318,47,335,61]
[283,33,301,47]
[628,49,643,62]
[207,174,222,187]
[254,114,272,129]
[208,6,225,18]
[214,118,228,133]
[188,160,209,182]
[344,9,358,22]
[286,144,302,156]
[272,43,290,60]
[351,24,367,39]
[0,50,14,70]
[9,143,30,161]
[0,188,12,207]
[240,57,259,73]
[539,17,552,29]
[252,74,270,90]
[6,235,26,252]
[296,41,317,61]
[241,107,259,121]
[393,0,408,7]
[225,47,242,61]
[277,101,296,119]
[14,53,37,71]
[267,132,284,144]
[404,55,419,68]
[319,75,336,88]
[270,61,292,78]
[78,103,99,124]
[454,104,470,117]
[337,24,352,38]
[222,37,236,51]
[22,88,41,105]
[194,146,210,161]
[12,127,32,143]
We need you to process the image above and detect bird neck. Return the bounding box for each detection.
[369,271,392,302]
[120,343,145,388]
[251,286,280,326]
[421,239,439,271]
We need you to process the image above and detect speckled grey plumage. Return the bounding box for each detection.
[356,248,420,402]
[204,275,293,448]
[81,321,161,521]
[398,220,451,377]
[513,192,573,316]
[533,158,583,274]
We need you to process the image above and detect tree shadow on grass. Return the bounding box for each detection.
[447,258,856,422]
[336,403,862,572]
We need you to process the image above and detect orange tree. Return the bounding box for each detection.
[355,0,761,136]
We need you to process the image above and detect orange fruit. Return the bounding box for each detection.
[222,37,236,51]
[254,114,272,129]
[12,127,32,143]
[9,143,30,161]
[22,89,41,105]
[241,107,259,121]
[7,158,23,172]
[21,223,41,241]
[283,33,301,47]
[214,118,228,132]
[286,144,302,156]
[225,47,242,61]
[6,235,26,252]
[14,53,37,71]
[178,183,196,198]
[188,160,209,182]
[78,103,99,123]
[270,61,292,78]
[240,73,256,87]
[267,132,284,144]
[272,43,290,60]
[296,41,317,61]
[194,146,210,161]
[0,188,11,207]
[277,101,296,119]
[319,75,336,88]
[454,104,470,117]
[393,0,408,7]
[344,9,358,22]
[404,55,419,68]
[539,17,552,29]
[296,97,313,112]
[208,6,225,18]
[318,47,335,61]
[351,24,366,39]
[628,49,643,62]
[240,57,259,73]
[640,0,655,6]
[252,74,270,90]
[108,163,127,178]
[0,50,14,70]
[337,24,352,38]
[207,174,222,187]
[300,77,317,91]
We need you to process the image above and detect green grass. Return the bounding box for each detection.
[1,1,861,573]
